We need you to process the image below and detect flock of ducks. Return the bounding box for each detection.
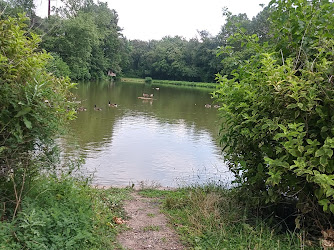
[75,101,118,112]
[92,101,118,111]
[78,102,219,111]
[75,89,219,111]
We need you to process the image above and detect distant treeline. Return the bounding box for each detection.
[121,6,271,83]
[0,0,270,82]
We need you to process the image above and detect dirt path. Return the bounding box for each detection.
[117,192,186,250]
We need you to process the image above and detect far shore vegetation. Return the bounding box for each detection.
[121,77,218,89]
[1,0,333,249]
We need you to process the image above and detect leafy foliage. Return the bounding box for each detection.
[46,52,71,77]
[0,175,131,249]
[0,15,76,219]
[217,6,271,78]
[0,0,36,19]
[40,1,125,80]
[214,0,334,230]
[123,34,222,83]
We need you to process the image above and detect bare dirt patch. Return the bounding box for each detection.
[117,191,186,250]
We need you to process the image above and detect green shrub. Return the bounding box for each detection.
[0,15,76,219]
[214,0,334,230]
[144,76,153,84]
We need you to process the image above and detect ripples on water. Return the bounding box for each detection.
[62,81,233,187]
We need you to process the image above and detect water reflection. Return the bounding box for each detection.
[62,80,232,187]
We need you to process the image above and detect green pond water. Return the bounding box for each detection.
[61,80,232,187]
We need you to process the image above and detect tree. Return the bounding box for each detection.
[84,2,123,79]
[191,30,222,82]
[216,7,271,78]
[55,0,93,17]
[41,12,98,79]
[41,1,124,80]
[0,0,36,19]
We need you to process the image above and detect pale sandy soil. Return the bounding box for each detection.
[117,192,186,250]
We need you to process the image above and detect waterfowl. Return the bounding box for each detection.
[94,104,102,111]
[204,104,211,108]
[77,106,87,112]
[143,93,154,98]
[213,105,220,109]
[108,101,118,107]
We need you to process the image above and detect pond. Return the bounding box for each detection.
[61,80,233,188]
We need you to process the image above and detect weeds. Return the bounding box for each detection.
[0,175,131,249]
[157,185,320,249]
[0,181,322,249]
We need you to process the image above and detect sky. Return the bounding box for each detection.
[35,0,271,41]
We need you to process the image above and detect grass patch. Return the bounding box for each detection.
[138,189,170,198]
[0,175,131,249]
[158,186,319,249]
[121,77,218,89]
[143,225,160,232]
[1,179,320,249]
[153,79,218,89]
[121,77,145,84]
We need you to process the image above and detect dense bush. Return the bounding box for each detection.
[214,0,334,230]
[0,15,76,219]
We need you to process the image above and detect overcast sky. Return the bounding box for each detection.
[35,0,271,41]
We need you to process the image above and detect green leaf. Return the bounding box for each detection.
[330,204,334,214]
[273,133,285,140]
[326,188,334,198]
[23,117,32,129]
[297,103,303,109]
[315,188,324,199]
[0,146,6,154]
[15,107,32,118]
[319,199,329,211]
[295,110,300,118]
[315,148,325,157]
[320,156,328,167]
[286,104,297,109]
